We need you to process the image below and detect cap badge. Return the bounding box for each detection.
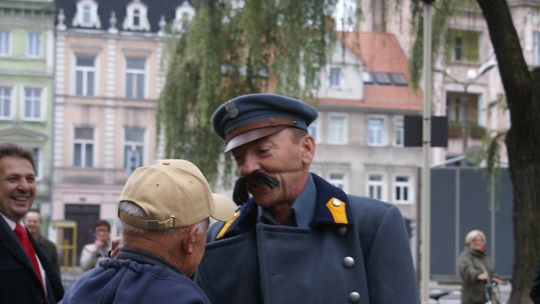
[225,100,239,118]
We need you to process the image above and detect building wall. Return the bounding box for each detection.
[0,0,55,222]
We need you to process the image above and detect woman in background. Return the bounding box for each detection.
[458,229,505,304]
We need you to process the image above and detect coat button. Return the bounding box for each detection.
[339,226,347,235]
[343,256,355,268]
[348,291,361,302]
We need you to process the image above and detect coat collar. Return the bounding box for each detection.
[216,173,353,240]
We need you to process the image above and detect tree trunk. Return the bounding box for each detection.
[477,0,540,303]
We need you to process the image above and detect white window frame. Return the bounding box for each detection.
[328,113,348,145]
[75,54,95,96]
[307,118,321,143]
[0,86,14,119]
[124,127,145,173]
[123,1,150,31]
[0,31,11,56]
[27,32,42,58]
[394,117,404,147]
[73,126,95,168]
[31,147,42,180]
[329,67,342,89]
[534,31,540,66]
[328,172,348,192]
[22,87,45,121]
[125,57,146,99]
[393,174,414,204]
[366,173,387,201]
[174,2,195,32]
[73,0,101,28]
[368,116,386,146]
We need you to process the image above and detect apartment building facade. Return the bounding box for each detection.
[312,32,423,223]
[51,0,194,258]
[0,0,56,226]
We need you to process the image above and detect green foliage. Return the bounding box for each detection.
[157,0,338,185]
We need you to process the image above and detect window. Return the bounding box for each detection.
[123,1,150,31]
[174,2,195,32]
[73,0,100,28]
[0,31,11,56]
[394,175,413,204]
[75,55,95,96]
[125,58,145,99]
[389,73,407,86]
[368,117,384,146]
[0,87,12,119]
[27,32,42,58]
[307,118,320,143]
[446,29,480,63]
[124,127,144,173]
[329,114,347,144]
[534,31,540,66]
[373,72,391,85]
[394,118,404,146]
[74,127,94,168]
[31,147,42,179]
[329,173,346,191]
[363,72,374,84]
[367,174,385,200]
[23,87,43,120]
[329,67,341,88]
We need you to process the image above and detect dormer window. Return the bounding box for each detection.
[73,0,101,28]
[174,2,195,32]
[123,0,150,31]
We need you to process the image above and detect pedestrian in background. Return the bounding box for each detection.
[0,143,64,303]
[196,94,419,303]
[61,159,236,304]
[80,220,111,271]
[458,229,505,304]
[25,209,61,274]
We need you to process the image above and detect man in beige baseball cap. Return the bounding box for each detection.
[61,159,236,304]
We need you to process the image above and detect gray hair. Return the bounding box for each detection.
[465,229,486,245]
[117,201,209,235]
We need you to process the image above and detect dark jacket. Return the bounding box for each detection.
[36,235,60,274]
[61,247,211,304]
[458,247,495,304]
[196,174,419,304]
[0,216,64,304]
[531,261,540,304]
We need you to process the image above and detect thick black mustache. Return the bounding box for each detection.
[232,171,279,205]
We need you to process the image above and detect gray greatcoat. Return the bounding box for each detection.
[196,174,419,304]
[458,247,496,304]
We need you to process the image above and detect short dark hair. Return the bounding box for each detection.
[93,220,111,232]
[0,143,35,170]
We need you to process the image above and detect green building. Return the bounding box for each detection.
[0,0,56,227]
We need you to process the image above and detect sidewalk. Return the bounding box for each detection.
[429,281,512,304]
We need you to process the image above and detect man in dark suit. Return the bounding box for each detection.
[25,210,61,274]
[0,143,64,303]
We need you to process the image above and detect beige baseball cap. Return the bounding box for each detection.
[118,159,237,231]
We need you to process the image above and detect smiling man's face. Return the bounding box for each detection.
[0,156,36,222]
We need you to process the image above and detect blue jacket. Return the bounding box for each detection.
[196,174,419,304]
[61,248,210,304]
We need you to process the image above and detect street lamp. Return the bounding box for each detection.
[433,59,496,158]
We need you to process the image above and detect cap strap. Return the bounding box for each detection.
[118,209,176,230]
[225,117,297,141]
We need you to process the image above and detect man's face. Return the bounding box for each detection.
[0,156,36,222]
[231,128,314,209]
[95,225,110,243]
[25,211,41,237]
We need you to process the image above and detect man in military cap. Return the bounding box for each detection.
[196,93,419,303]
[61,159,236,304]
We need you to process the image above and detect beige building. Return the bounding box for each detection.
[52,0,194,259]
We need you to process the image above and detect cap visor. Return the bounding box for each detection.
[225,126,288,152]
[211,193,237,222]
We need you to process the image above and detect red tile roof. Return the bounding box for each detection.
[320,32,423,112]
